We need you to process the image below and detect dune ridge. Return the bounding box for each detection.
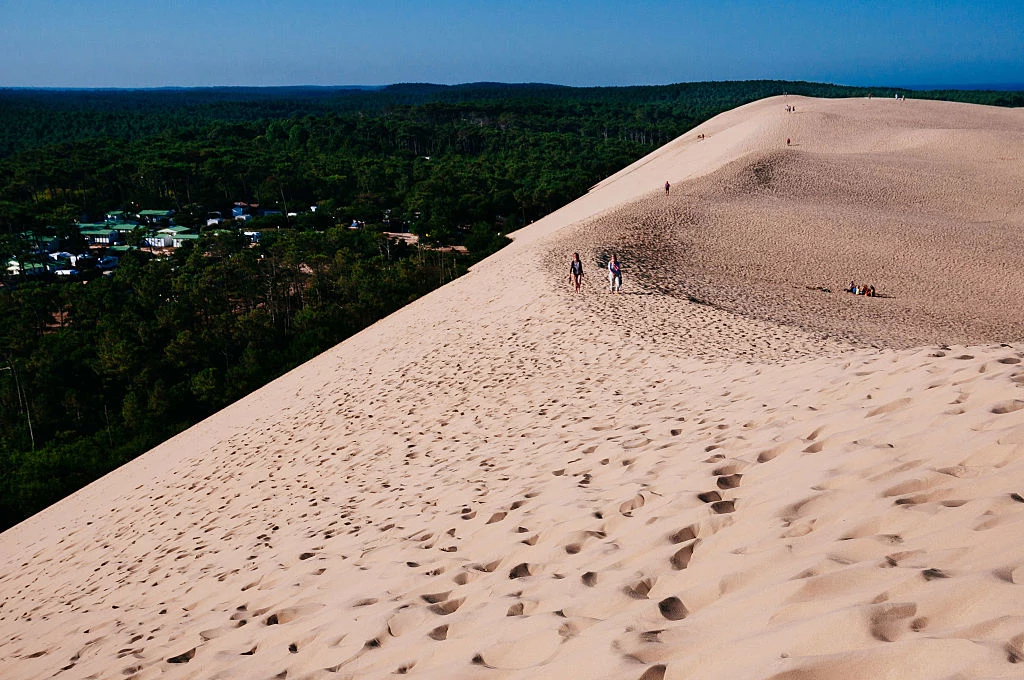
[3,96,1024,679]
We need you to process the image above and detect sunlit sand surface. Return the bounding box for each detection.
[3,96,1024,680]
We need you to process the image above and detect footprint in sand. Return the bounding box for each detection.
[671,540,700,570]
[658,596,688,621]
[712,500,736,514]
[1006,633,1024,663]
[991,399,1024,414]
[420,591,450,604]
[620,493,646,516]
[452,571,477,585]
[509,563,535,579]
[387,606,430,636]
[166,647,196,664]
[638,666,667,680]
[717,473,743,489]
[669,524,700,543]
[869,602,917,642]
[428,597,464,616]
[623,576,656,599]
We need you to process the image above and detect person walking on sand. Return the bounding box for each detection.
[568,252,585,293]
[665,180,670,195]
[608,254,622,294]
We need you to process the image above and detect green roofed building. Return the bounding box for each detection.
[172,233,201,247]
[158,225,193,235]
[77,225,120,245]
[137,210,175,224]
[108,221,139,234]
[19,232,61,253]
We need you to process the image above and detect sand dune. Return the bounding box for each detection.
[3,96,1024,680]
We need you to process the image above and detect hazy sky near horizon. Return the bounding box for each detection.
[1,0,1021,89]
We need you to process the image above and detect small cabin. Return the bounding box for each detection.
[78,225,120,245]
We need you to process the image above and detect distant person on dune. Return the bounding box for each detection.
[665,181,670,195]
[569,252,584,293]
[608,254,622,294]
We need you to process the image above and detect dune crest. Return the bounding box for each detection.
[4,96,1024,679]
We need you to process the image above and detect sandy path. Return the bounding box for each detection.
[3,96,1024,680]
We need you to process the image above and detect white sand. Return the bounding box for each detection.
[3,96,1024,680]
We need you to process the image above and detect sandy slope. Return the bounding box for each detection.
[3,96,1024,680]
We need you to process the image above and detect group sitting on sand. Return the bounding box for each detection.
[568,253,622,294]
[847,281,877,297]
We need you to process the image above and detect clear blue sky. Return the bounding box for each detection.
[1,0,1021,89]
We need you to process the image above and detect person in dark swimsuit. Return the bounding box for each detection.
[569,252,584,293]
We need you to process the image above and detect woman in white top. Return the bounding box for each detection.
[608,255,622,293]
